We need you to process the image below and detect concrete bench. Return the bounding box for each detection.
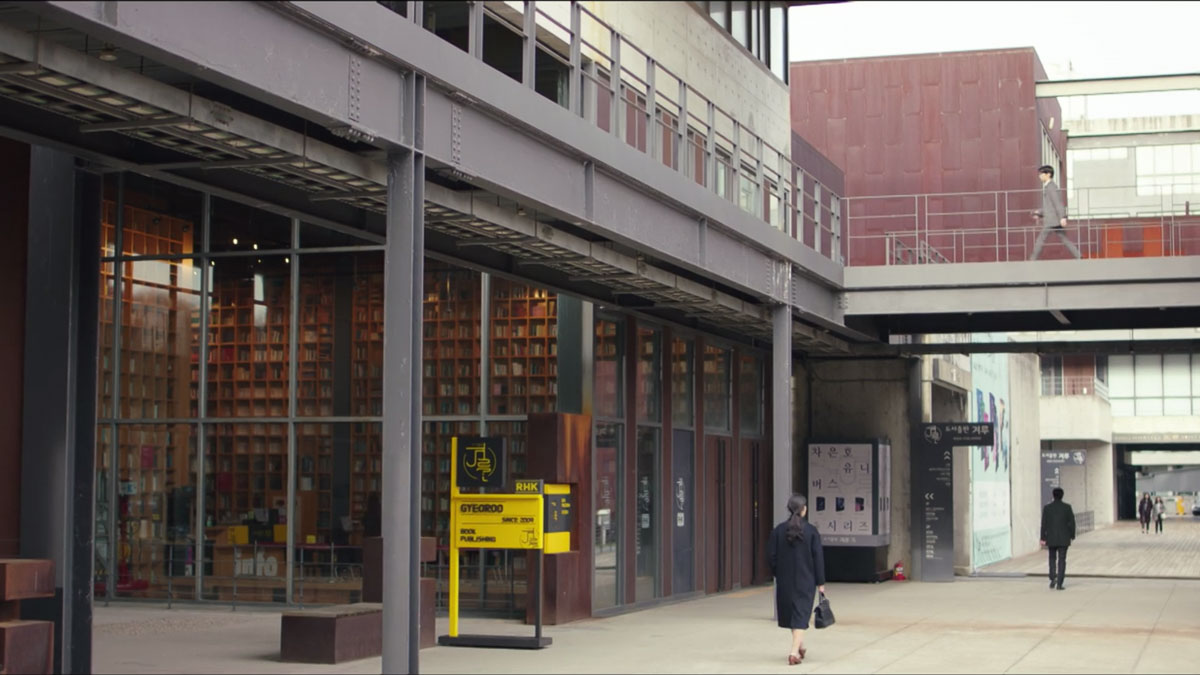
[280,602,382,664]
[0,559,55,675]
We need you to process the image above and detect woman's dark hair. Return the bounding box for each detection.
[785,494,808,544]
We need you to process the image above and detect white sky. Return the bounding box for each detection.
[788,1,1200,119]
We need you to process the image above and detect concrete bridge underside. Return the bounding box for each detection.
[843,257,1200,337]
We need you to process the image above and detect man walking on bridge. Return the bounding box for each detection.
[1031,165,1082,260]
[1041,487,1076,590]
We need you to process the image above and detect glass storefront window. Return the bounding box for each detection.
[636,326,662,423]
[113,423,198,600]
[671,338,695,429]
[703,344,732,432]
[117,257,202,420]
[635,426,660,602]
[209,196,291,252]
[293,252,386,419]
[424,263,482,417]
[489,278,557,416]
[595,317,624,419]
[593,421,623,611]
[203,422,286,603]
[205,256,291,418]
[739,353,764,436]
[116,174,204,257]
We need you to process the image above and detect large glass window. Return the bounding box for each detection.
[739,353,764,436]
[97,171,558,615]
[635,426,661,602]
[489,278,557,416]
[97,172,387,608]
[593,315,625,611]
[637,327,662,423]
[703,344,732,432]
[206,256,291,418]
[595,317,624,418]
[593,420,623,611]
[671,338,694,429]
[113,423,198,600]
[1135,143,1200,197]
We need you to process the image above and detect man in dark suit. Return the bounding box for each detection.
[1040,487,1076,590]
[1031,165,1082,260]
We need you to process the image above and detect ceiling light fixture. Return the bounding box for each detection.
[98,44,118,62]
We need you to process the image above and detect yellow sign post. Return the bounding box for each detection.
[440,437,573,650]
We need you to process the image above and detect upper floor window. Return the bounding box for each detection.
[692,1,789,83]
[1135,143,1200,197]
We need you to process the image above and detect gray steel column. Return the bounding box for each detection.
[771,303,792,527]
[705,102,715,191]
[645,57,656,158]
[286,217,300,604]
[569,2,582,116]
[523,1,537,89]
[609,31,621,139]
[21,146,99,675]
[195,192,211,601]
[107,173,124,606]
[480,272,491,426]
[382,71,425,675]
[468,0,484,59]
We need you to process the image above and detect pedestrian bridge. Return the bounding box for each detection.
[840,188,1200,338]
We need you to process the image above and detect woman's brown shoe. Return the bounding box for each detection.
[788,654,801,665]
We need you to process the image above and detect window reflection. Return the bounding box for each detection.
[703,344,732,432]
[593,421,623,611]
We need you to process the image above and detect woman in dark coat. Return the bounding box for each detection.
[1137,492,1153,534]
[768,494,826,666]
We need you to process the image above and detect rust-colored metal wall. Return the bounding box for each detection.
[790,48,1065,265]
[0,137,28,558]
[790,48,1064,197]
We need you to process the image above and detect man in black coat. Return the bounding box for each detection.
[1040,487,1076,590]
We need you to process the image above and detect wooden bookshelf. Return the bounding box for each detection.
[99,200,196,594]
[489,278,557,477]
[349,259,384,525]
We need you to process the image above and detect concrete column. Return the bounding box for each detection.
[771,305,792,526]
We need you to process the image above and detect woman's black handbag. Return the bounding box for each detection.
[813,592,835,629]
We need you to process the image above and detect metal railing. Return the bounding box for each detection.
[389,1,845,263]
[1040,374,1109,399]
[845,185,1200,266]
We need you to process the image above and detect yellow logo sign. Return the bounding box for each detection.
[462,441,498,484]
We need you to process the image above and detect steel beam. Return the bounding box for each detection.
[1036,73,1200,98]
[279,2,844,293]
[27,0,846,317]
[0,20,388,184]
[79,116,191,133]
[381,69,425,674]
[846,279,1200,316]
[36,1,410,149]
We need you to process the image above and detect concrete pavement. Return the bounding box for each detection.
[981,518,1200,579]
[95,573,1200,674]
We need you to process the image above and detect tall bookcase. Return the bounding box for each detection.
[203,257,293,540]
[489,279,557,477]
[419,264,482,548]
[349,258,383,527]
[99,200,196,592]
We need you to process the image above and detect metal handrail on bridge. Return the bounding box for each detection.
[844,184,1200,265]
[387,1,846,264]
